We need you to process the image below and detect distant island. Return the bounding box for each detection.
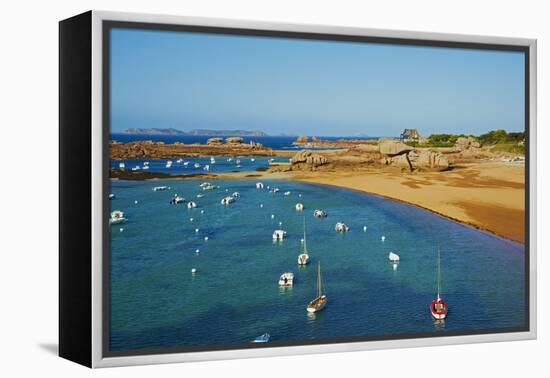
[122,128,267,137]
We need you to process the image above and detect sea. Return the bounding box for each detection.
[109,170,526,352]
[110,133,378,150]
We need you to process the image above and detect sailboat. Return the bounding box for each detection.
[430,248,448,320]
[298,218,309,265]
[307,261,327,313]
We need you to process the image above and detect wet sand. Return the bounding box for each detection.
[287,162,526,244]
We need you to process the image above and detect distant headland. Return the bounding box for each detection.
[122,128,268,137]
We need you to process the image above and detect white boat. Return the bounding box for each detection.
[203,164,210,171]
[298,219,309,265]
[196,193,205,198]
[118,162,125,169]
[194,163,201,169]
[307,262,327,313]
[270,188,280,193]
[131,165,141,171]
[278,272,294,287]
[251,158,255,162]
[272,229,287,240]
[231,192,240,198]
[251,333,270,343]
[210,157,216,164]
[153,186,168,191]
[183,161,189,166]
[388,252,400,262]
[176,158,183,164]
[187,201,197,209]
[142,165,150,170]
[236,159,241,165]
[313,209,327,218]
[295,203,304,211]
[221,196,236,205]
[109,194,115,200]
[170,196,185,205]
[256,182,264,189]
[109,210,127,225]
[284,191,291,196]
[227,158,233,162]
[166,160,173,168]
[335,222,350,232]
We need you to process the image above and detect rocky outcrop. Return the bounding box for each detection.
[294,136,308,144]
[455,136,480,150]
[410,150,449,171]
[290,150,329,169]
[207,137,223,145]
[379,139,414,157]
[225,137,244,144]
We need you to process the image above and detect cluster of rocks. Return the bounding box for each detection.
[378,139,449,171]
[455,136,481,150]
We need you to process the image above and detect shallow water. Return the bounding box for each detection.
[109,178,525,352]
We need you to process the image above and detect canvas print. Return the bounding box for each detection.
[107,25,527,354]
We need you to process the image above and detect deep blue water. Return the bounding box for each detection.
[109,178,525,352]
[112,156,290,175]
[110,134,377,150]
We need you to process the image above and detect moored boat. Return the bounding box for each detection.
[252,333,270,343]
[153,186,168,191]
[295,203,304,211]
[278,272,294,287]
[313,209,327,218]
[109,210,127,225]
[307,261,327,313]
[298,218,309,265]
[221,196,236,205]
[187,201,197,209]
[272,229,287,240]
[430,248,448,320]
[335,222,350,232]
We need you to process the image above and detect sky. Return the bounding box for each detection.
[110,28,525,137]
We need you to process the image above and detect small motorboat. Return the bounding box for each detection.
[272,229,287,241]
[256,182,264,189]
[176,158,183,164]
[270,188,280,193]
[335,222,350,232]
[307,262,327,313]
[278,272,294,287]
[430,249,449,320]
[194,163,201,169]
[252,333,270,343]
[210,157,216,164]
[203,164,210,171]
[131,165,141,171]
[284,191,291,196]
[196,193,205,198]
[187,201,197,209]
[295,203,304,211]
[109,193,115,200]
[313,209,327,218]
[183,161,189,166]
[231,192,240,198]
[170,196,185,205]
[221,196,236,205]
[388,252,400,262]
[109,210,127,225]
[153,186,168,191]
[118,162,125,170]
[165,160,173,168]
[142,165,150,170]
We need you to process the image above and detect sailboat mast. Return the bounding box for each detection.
[303,217,307,253]
[437,248,441,300]
[317,262,322,297]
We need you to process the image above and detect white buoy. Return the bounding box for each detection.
[279,221,282,226]
[299,194,302,197]
[195,249,200,253]
[195,228,199,233]
[190,218,194,222]
[363,226,367,232]
[134,200,138,204]
[300,238,304,243]
[381,236,386,242]
[271,214,275,219]
[119,228,124,232]
[260,204,264,208]
[200,210,204,214]
[191,268,197,273]
[204,236,209,241]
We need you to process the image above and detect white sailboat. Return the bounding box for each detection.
[298,218,309,265]
[430,248,448,320]
[307,261,327,313]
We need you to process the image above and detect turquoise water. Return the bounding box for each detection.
[109,178,525,352]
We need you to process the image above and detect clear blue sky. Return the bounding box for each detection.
[110,28,525,137]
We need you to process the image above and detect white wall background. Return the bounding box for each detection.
[0,0,546,376]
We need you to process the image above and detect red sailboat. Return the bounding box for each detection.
[430,248,448,320]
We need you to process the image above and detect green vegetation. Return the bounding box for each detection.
[404,130,525,153]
